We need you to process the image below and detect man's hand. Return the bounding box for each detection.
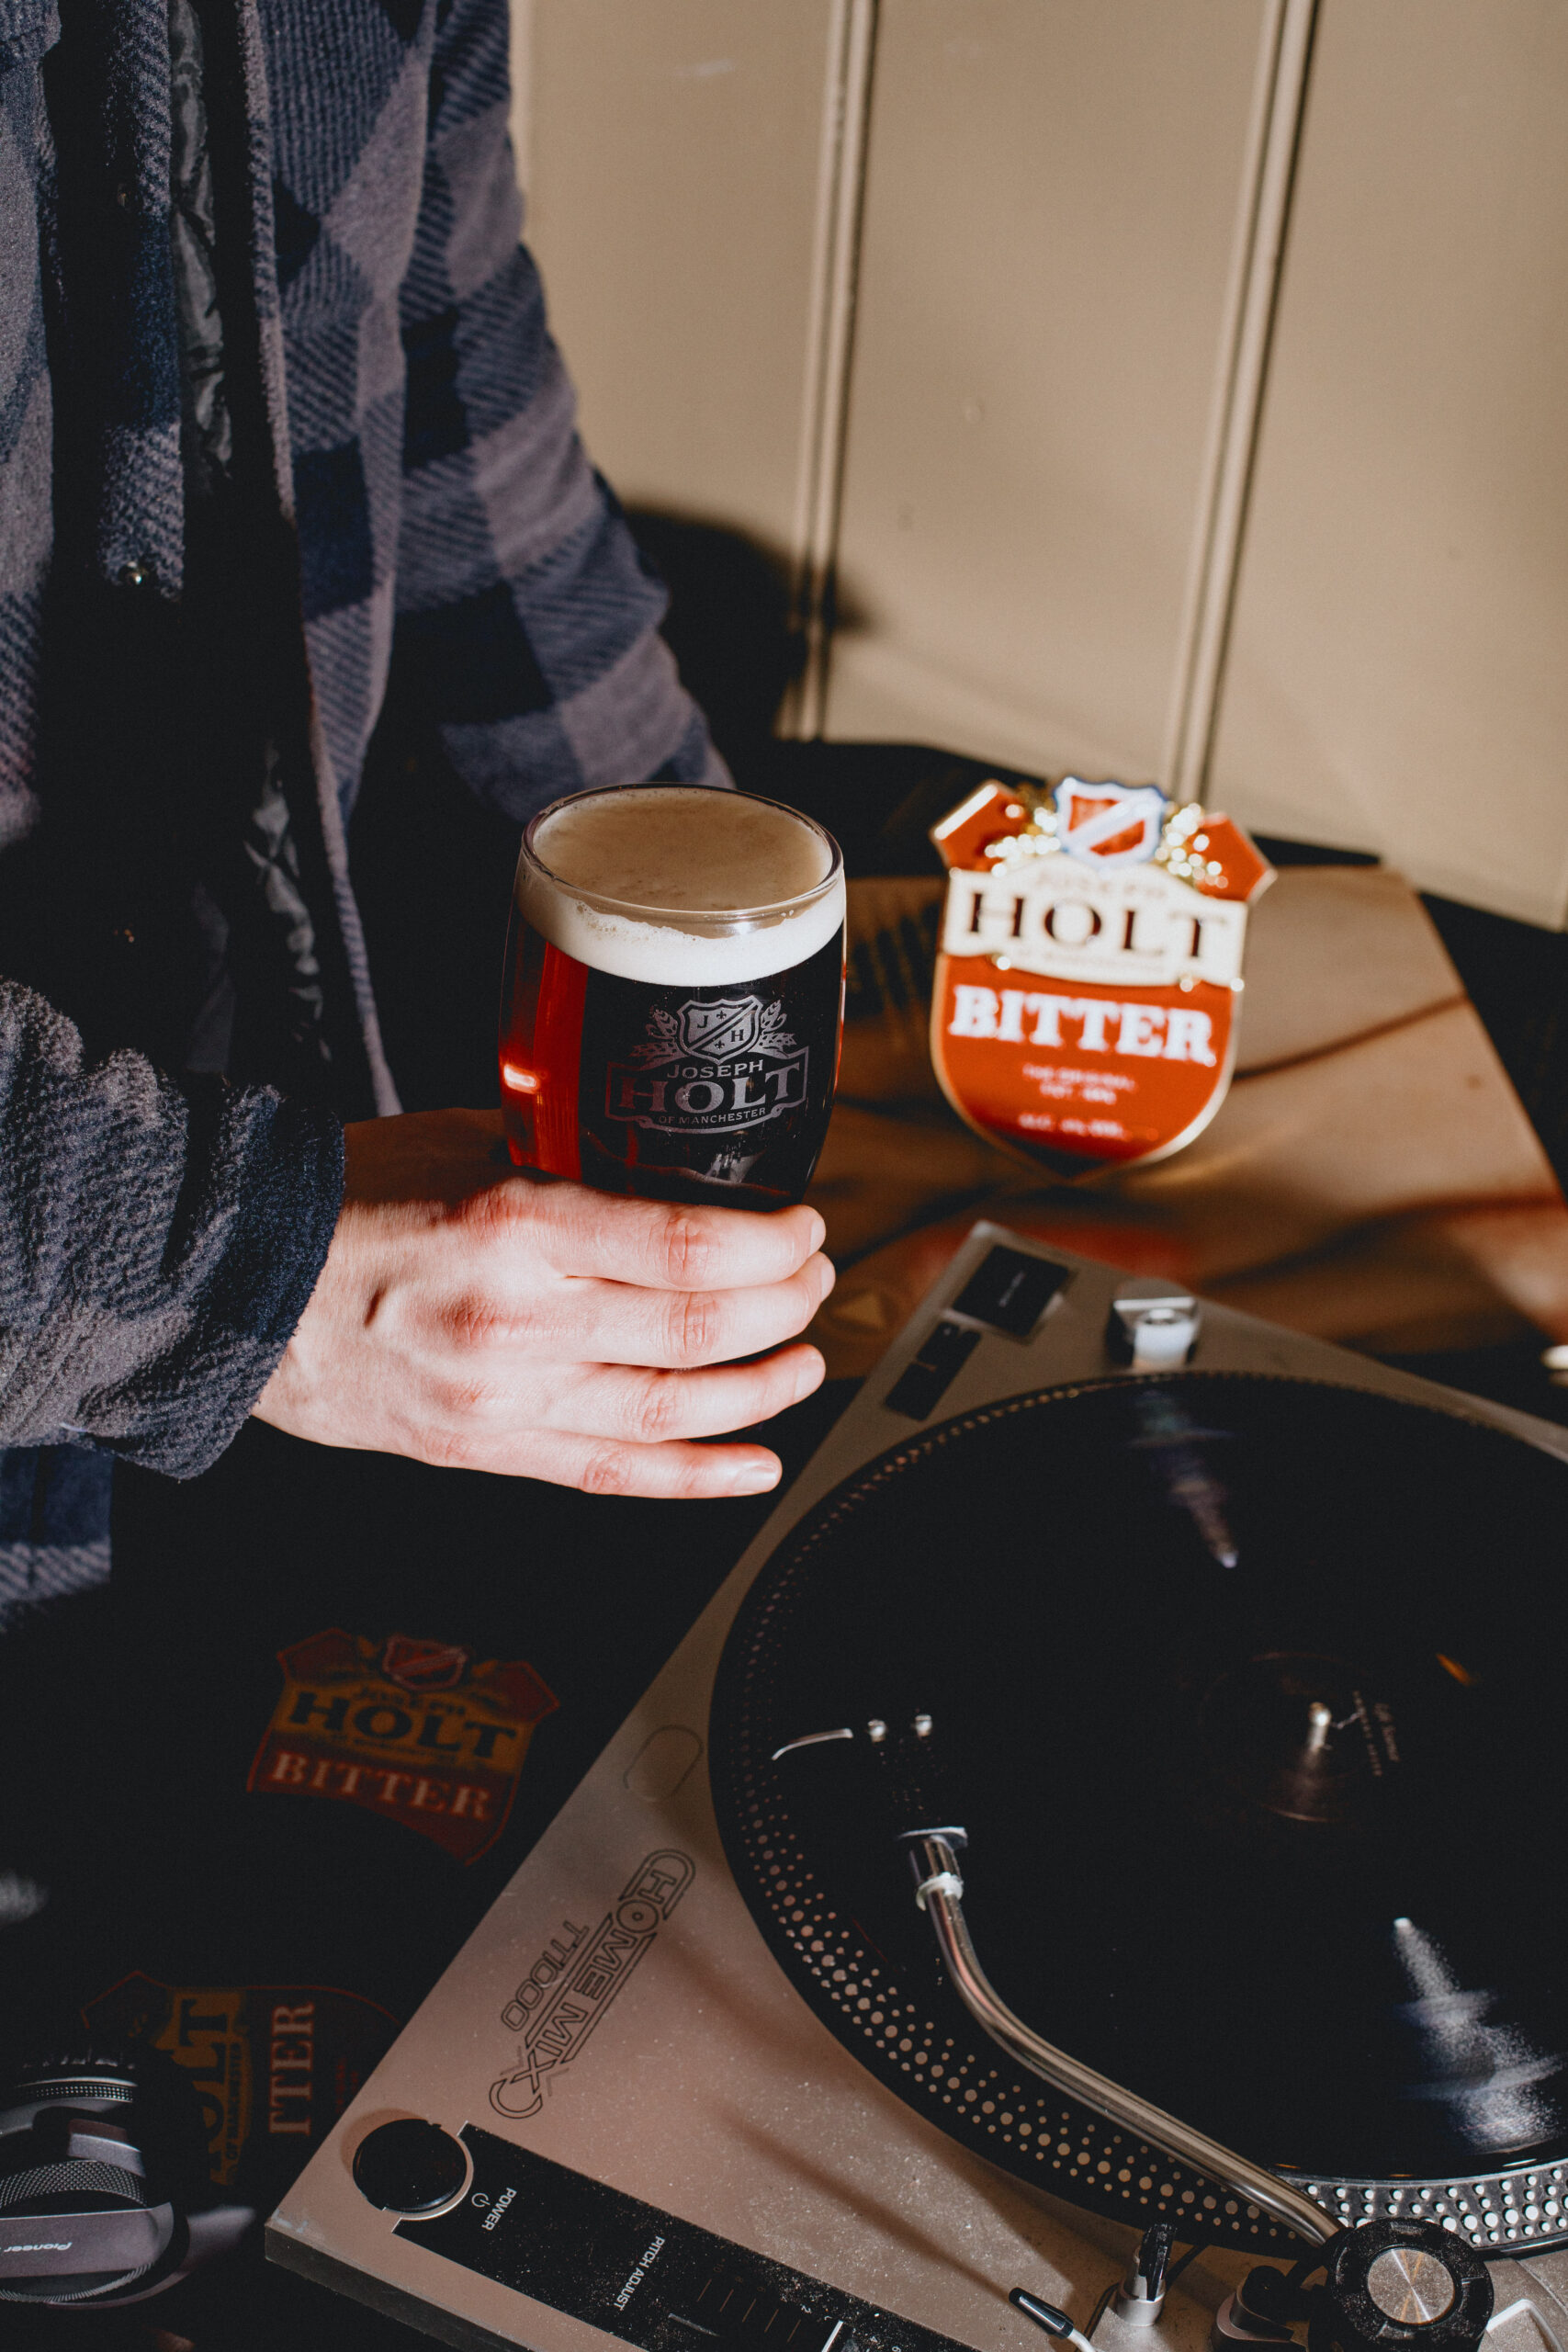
[254,1109,834,1497]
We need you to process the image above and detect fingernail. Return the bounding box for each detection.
[806,1210,827,1252]
[729,1460,780,1494]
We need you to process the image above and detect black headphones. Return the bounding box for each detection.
[0,2049,253,2309]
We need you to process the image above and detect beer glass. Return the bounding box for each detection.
[500,785,845,1209]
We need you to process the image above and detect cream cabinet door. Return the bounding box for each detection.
[1209,0,1568,927]
[519,0,844,567]
[821,0,1270,786]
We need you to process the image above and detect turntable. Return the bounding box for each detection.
[267,1227,1568,2352]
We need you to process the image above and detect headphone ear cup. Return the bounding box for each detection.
[4,2046,209,2184]
[0,2045,212,2307]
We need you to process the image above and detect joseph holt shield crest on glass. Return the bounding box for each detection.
[675,998,766,1060]
[930,777,1273,1176]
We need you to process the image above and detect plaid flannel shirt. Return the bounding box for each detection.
[0,0,724,1612]
[261,0,724,1105]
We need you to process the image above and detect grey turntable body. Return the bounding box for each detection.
[266,1227,1568,2352]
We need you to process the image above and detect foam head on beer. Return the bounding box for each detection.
[502,786,845,1205]
[520,786,843,982]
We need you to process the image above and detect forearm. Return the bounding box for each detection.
[0,978,344,1472]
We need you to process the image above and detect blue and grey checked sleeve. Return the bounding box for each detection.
[0,5,56,855]
[0,979,344,1474]
[389,0,724,818]
[264,0,723,838]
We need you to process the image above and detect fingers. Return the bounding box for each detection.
[541,1342,826,1447]
[408,1404,795,1496]
[513,1434,788,1501]
[400,1344,826,1489]
[489,1182,828,1292]
[538,1254,835,1368]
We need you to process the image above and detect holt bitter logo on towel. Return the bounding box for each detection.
[247,1630,558,1862]
[84,1973,397,2200]
[930,778,1274,1176]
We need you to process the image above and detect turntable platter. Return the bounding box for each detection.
[709,1374,1568,2252]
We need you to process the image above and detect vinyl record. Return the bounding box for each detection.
[709,1374,1568,2254]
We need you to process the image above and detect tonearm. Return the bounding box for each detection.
[773,1714,1495,2352]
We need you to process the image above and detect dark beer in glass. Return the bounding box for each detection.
[500,786,844,1208]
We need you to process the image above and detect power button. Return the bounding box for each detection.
[353,2119,470,2215]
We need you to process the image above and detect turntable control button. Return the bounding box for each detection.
[351,2118,468,2214]
[886,1317,980,1418]
[1108,1290,1201,1368]
[1326,2220,1489,2352]
[1366,2248,1457,2326]
[1128,1306,1198,1369]
[953,1246,1069,1337]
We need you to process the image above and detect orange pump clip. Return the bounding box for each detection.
[929,779,1273,1176]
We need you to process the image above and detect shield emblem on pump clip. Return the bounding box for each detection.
[1055,777,1169,867]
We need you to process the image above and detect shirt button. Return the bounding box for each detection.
[118,559,151,589]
